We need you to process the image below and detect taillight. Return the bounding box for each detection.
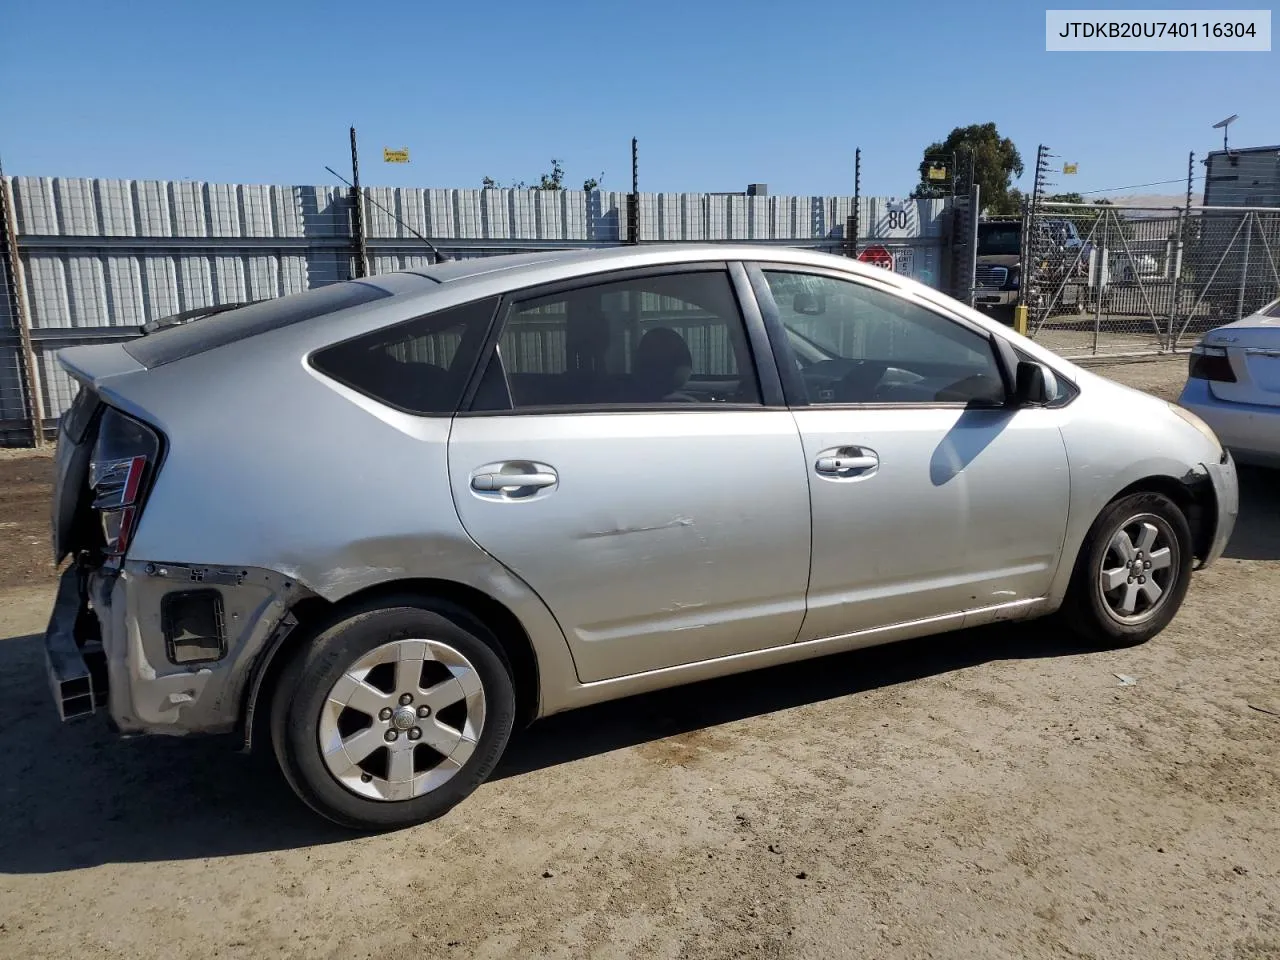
[1187,345,1237,383]
[89,407,161,562]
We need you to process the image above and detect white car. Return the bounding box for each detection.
[1179,297,1280,468]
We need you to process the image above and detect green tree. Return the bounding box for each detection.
[482,159,603,191]
[537,158,565,191]
[910,122,1024,215]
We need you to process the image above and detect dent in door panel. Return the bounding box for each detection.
[447,410,813,682]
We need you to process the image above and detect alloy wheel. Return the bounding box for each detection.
[318,638,486,801]
[1097,513,1179,625]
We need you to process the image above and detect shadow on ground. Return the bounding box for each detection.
[0,618,1088,875]
[1223,465,1280,562]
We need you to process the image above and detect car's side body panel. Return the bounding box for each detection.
[538,594,1055,717]
[789,405,1072,641]
[1048,367,1238,601]
[739,259,1074,641]
[448,409,813,682]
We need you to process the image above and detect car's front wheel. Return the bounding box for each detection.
[1061,491,1194,647]
[269,597,516,831]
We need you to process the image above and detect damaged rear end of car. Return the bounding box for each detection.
[44,344,298,737]
[46,349,158,723]
[40,279,410,737]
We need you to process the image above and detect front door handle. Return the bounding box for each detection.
[814,446,880,480]
[815,455,877,474]
[471,471,558,492]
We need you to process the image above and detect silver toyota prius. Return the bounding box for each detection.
[43,244,1238,830]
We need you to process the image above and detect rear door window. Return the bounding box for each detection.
[310,296,500,414]
[471,270,762,410]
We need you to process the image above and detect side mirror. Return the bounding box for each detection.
[793,292,826,316]
[1013,360,1054,406]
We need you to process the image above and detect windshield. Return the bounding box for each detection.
[978,224,1021,257]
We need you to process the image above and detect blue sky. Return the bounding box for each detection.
[1,0,1275,198]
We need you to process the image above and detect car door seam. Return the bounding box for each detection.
[444,415,585,681]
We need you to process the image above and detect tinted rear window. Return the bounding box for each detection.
[310,296,500,414]
[124,280,392,368]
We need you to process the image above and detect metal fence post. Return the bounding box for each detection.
[1092,210,1108,356]
[1169,206,1185,351]
[349,126,369,278]
[1236,212,1252,320]
[626,137,639,244]
[851,148,861,258]
[0,174,45,447]
[964,183,979,307]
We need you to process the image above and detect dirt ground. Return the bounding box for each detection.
[1,356,1277,960]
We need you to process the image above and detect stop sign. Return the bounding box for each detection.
[857,244,894,270]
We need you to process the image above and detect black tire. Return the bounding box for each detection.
[1060,492,1194,648]
[269,596,516,831]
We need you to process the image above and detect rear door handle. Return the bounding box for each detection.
[815,455,877,474]
[471,471,558,491]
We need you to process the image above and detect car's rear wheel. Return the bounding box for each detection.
[269,597,515,831]
[1061,491,1194,647]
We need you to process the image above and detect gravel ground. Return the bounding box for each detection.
[0,356,1276,960]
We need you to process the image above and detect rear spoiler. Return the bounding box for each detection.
[55,298,262,388]
[139,300,259,335]
[56,342,146,387]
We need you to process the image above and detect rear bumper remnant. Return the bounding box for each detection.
[43,565,101,721]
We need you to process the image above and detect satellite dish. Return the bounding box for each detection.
[1212,114,1239,153]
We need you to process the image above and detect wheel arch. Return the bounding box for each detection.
[1111,471,1217,563]
[241,577,542,753]
[1048,464,1219,610]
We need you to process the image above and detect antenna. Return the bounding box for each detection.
[325,165,449,263]
[1212,114,1238,153]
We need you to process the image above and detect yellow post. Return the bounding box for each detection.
[1013,305,1029,336]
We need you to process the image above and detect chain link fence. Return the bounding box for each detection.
[1024,200,1280,358]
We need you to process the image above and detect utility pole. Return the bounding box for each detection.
[350,126,369,278]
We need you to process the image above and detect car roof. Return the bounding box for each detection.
[398,243,890,291]
[93,243,968,380]
[406,250,602,283]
